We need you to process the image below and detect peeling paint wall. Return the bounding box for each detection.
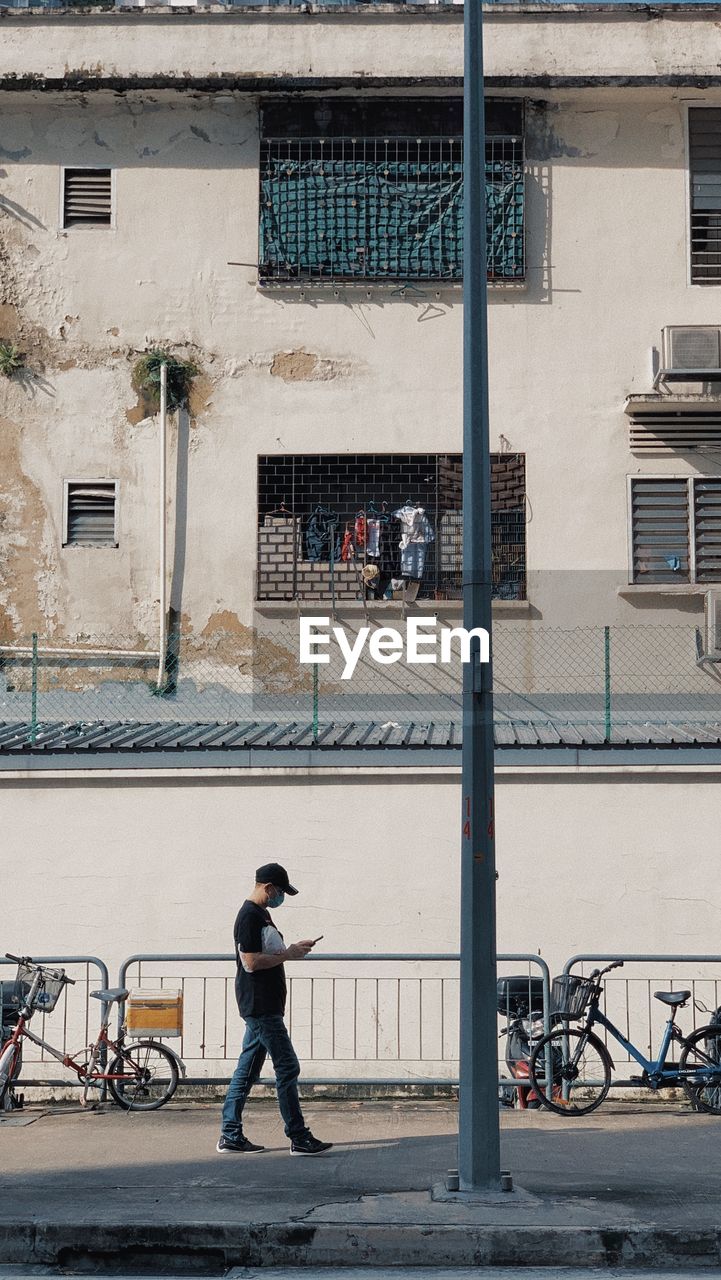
[1,86,721,657]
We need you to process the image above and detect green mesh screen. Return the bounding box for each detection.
[259,137,524,283]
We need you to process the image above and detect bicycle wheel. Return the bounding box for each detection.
[529,1026,612,1116]
[0,1041,22,1108]
[679,1027,721,1115]
[107,1040,179,1111]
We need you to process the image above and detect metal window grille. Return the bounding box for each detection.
[259,136,524,283]
[64,482,117,547]
[257,453,526,602]
[630,476,721,583]
[689,109,721,283]
[63,169,113,229]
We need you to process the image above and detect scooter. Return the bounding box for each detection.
[497,976,547,1109]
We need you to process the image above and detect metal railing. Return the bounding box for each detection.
[118,951,551,1089]
[0,955,110,1095]
[5,949,721,1100]
[564,953,721,1085]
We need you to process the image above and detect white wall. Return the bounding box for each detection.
[4,764,720,975]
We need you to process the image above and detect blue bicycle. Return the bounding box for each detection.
[529,960,721,1116]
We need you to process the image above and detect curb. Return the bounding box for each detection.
[0,1222,720,1270]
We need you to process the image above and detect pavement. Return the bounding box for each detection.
[1,1100,721,1270]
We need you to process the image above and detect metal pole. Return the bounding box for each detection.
[157,362,168,691]
[459,0,501,1191]
[30,632,38,746]
[604,625,612,743]
[312,663,319,745]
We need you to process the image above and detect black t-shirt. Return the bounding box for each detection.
[233,899,287,1018]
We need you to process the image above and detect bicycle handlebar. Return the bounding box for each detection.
[4,953,76,984]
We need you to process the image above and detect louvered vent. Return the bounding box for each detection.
[694,479,721,582]
[626,400,721,453]
[689,109,721,284]
[63,169,112,228]
[631,479,690,583]
[65,483,117,547]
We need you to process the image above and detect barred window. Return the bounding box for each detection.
[630,476,721,582]
[259,100,524,284]
[257,453,526,603]
[689,109,721,284]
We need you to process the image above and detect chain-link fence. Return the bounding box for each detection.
[1,621,721,744]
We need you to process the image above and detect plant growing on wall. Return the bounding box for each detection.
[0,341,25,379]
[132,348,198,412]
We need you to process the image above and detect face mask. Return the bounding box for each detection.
[267,889,285,909]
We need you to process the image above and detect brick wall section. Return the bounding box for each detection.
[258,517,361,600]
[491,454,525,511]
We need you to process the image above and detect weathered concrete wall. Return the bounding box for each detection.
[4,8,721,88]
[2,81,721,654]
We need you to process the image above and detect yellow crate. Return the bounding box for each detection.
[126,989,183,1039]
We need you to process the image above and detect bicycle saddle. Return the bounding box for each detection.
[89,988,129,1003]
[654,990,691,1007]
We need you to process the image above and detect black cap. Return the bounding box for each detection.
[255,862,298,896]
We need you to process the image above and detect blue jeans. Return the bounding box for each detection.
[221,1014,307,1141]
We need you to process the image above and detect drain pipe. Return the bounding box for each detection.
[158,362,168,691]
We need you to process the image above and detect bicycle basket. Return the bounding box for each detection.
[551,974,596,1019]
[14,963,67,1015]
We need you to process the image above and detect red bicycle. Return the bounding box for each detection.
[0,954,183,1111]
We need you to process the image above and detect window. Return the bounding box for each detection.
[629,476,721,582]
[689,109,721,283]
[62,168,113,229]
[257,453,526,602]
[63,481,118,547]
[259,100,524,284]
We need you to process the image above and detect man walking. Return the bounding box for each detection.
[217,862,333,1156]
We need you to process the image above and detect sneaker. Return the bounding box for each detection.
[290,1132,333,1155]
[216,1134,264,1153]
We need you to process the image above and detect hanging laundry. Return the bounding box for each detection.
[341,527,355,562]
[306,505,341,564]
[366,518,381,558]
[354,512,367,550]
[393,504,435,581]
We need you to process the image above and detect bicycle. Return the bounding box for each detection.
[528,959,721,1116]
[0,954,183,1111]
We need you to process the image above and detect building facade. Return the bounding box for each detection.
[3,3,721,1036]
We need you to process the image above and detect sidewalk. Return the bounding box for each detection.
[1,1100,721,1269]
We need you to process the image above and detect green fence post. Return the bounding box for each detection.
[604,625,612,743]
[30,632,38,745]
[312,663,319,746]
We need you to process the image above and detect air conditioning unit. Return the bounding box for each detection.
[705,590,721,659]
[662,326,721,376]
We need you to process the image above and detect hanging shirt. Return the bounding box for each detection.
[366,518,381,558]
[354,514,367,550]
[393,506,435,551]
[393,506,435,582]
